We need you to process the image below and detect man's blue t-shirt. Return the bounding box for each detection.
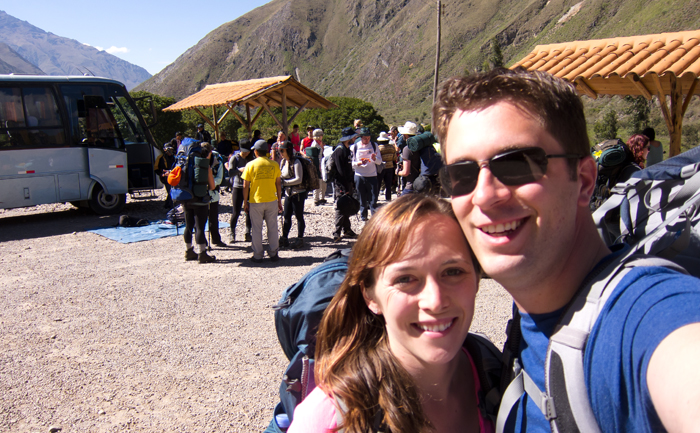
[505,258,700,432]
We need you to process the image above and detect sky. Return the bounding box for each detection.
[2,0,272,75]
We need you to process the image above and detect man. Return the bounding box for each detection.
[331,127,358,242]
[351,127,382,220]
[203,143,226,247]
[195,123,212,143]
[307,128,326,206]
[174,131,184,147]
[216,132,237,160]
[434,68,700,432]
[242,139,283,263]
[376,131,396,202]
[155,142,176,208]
[395,121,420,195]
[300,125,314,152]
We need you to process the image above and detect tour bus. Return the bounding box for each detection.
[0,75,161,215]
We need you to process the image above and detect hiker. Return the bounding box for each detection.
[377,131,396,201]
[155,141,176,209]
[627,133,650,170]
[182,145,216,264]
[351,127,382,221]
[288,194,492,433]
[174,131,184,147]
[289,124,301,152]
[307,128,326,206]
[271,131,286,165]
[195,123,211,143]
[279,142,307,249]
[331,127,359,242]
[202,143,226,247]
[242,139,283,263]
[395,121,420,195]
[227,138,254,243]
[215,132,237,160]
[300,125,314,152]
[435,68,700,433]
[642,127,664,166]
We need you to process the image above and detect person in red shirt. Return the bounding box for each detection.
[289,124,301,152]
[300,125,314,152]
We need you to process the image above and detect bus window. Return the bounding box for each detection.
[0,86,66,149]
[82,95,122,149]
[111,95,146,144]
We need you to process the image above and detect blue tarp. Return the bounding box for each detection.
[88,221,230,244]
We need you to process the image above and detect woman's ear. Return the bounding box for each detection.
[361,282,381,315]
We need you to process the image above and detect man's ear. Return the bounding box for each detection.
[577,156,597,207]
[361,282,381,315]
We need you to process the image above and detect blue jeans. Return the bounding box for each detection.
[354,175,378,219]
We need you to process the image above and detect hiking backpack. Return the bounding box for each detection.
[589,139,640,212]
[496,147,700,433]
[323,151,337,183]
[265,250,504,433]
[169,138,211,204]
[292,153,320,192]
[408,132,443,176]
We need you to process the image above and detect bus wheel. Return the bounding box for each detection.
[89,186,126,215]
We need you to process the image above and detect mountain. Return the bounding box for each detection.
[0,41,44,74]
[0,11,151,89]
[136,0,700,125]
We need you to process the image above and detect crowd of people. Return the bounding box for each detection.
[160,120,443,263]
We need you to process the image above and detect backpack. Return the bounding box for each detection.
[495,148,700,433]
[293,153,320,192]
[408,132,443,176]
[589,139,640,211]
[265,250,504,433]
[169,138,211,204]
[324,150,337,183]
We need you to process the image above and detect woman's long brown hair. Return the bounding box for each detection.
[314,194,480,433]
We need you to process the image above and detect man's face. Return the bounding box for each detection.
[444,101,585,288]
[361,135,371,145]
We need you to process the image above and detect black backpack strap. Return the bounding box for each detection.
[464,332,504,424]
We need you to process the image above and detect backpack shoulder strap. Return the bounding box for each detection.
[496,251,687,433]
[464,332,504,424]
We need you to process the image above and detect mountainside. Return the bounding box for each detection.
[0,11,151,89]
[137,0,700,125]
[0,41,44,74]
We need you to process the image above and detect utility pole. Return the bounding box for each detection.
[432,0,441,130]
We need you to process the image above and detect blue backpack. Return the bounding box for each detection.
[408,132,443,176]
[265,250,504,432]
[170,137,211,204]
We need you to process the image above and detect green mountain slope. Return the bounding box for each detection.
[136,0,700,125]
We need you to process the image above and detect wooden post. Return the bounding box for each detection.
[246,104,252,138]
[212,106,220,142]
[669,75,683,157]
[281,88,289,136]
[432,0,441,131]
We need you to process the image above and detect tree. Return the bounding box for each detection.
[129,91,186,147]
[593,109,618,142]
[623,95,650,133]
[486,38,504,71]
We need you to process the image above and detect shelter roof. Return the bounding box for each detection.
[512,29,700,97]
[164,76,335,112]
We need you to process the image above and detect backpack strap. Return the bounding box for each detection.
[495,250,688,433]
[464,332,504,424]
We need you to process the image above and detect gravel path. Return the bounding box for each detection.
[0,188,512,432]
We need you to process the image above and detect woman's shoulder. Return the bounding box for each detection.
[288,387,338,433]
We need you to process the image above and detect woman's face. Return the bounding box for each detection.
[364,214,479,371]
[278,132,286,142]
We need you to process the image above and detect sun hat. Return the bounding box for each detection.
[357,127,371,137]
[340,127,357,142]
[398,121,418,136]
[377,132,390,142]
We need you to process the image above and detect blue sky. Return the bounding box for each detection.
[2,0,272,75]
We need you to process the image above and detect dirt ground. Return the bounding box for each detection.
[0,189,512,432]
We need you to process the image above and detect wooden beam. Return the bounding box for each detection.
[287,100,310,125]
[227,106,246,129]
[212,106,220,142]
[260,98,283,130]
[250,106,264,126]
[627,74,653,100]
[574,78,597,99]
[193,108,216,130]
[681,77,699,116]
[651,74,673,133]
[669,74,684,157]
[281,89,288,135]
[217,108,231,125]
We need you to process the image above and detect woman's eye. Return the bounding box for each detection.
[393,275,414,286]
[444,267,466,277]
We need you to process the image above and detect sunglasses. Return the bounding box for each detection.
[441,147,583,197]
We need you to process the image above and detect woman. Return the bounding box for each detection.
[183,145,216,263]
[279,141,307,249]
[627,133,649,169]
[271,130,286,165]
[289,194,493,433]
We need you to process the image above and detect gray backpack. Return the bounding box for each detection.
[496,147,700,433]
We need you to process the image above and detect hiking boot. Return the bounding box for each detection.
[244,233,252,242]
[250,256,263,264]
[290,238,304,249]
[343,231,358,239]
[213,241,227,248]
[229,234,236,244]
[269,254,280,262]
[185,248,198,261]
[314,200,321,206]
[279,236,289,248]
[198,252,216,263]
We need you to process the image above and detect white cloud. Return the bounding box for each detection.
[105,46,129,54]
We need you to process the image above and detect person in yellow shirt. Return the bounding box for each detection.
[242,140,283,263]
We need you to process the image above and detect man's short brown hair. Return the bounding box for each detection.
[433,68,589,176]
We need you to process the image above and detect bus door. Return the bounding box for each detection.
[81,95,128,195]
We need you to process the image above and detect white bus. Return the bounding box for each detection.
[0,75,161,215]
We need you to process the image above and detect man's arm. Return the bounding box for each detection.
[276,177,283,212]
[243,180,250,213]
[647,322,700,432]
[397,160,411,177]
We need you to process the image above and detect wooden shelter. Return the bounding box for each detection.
[163,76,336,140]
[512,30,700,157]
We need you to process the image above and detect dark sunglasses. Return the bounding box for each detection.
[441,147,583,197]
